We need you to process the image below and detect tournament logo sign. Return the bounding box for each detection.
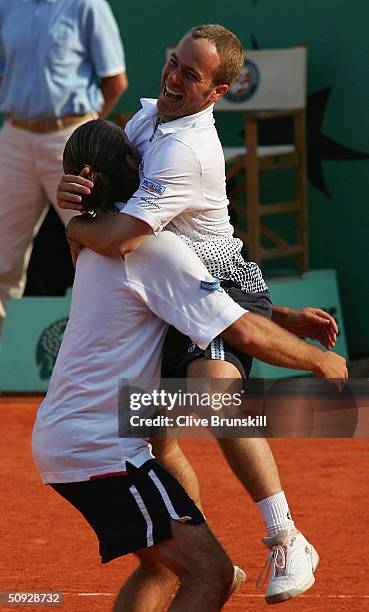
[36,318,68,379]
[225,58,260,104]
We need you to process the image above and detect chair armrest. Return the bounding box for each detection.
[245,109,302,121]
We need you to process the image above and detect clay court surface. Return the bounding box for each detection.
[1,395,369,611]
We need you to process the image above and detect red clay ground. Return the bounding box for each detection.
[1,396,369,611]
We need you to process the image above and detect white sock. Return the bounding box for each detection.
[256,491,295,536]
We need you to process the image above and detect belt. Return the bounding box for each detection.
[6,112,98,134]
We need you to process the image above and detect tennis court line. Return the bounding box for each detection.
[68,592,369,599]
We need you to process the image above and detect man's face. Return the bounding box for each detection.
[157,34,228,122]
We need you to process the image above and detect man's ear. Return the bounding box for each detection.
[212,84,228,103]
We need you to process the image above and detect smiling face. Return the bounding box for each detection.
[157,34,228,122]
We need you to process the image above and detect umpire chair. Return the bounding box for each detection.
[217,47,308,273]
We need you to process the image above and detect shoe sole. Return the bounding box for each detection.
[265,546,320,605]
[226,565,246,601]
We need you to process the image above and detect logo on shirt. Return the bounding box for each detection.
[141,177,166,198]
[200,279,222,292]
[140,197,162,209]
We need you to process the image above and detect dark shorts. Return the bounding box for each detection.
[162,285,272,381]
[51,459,205,563]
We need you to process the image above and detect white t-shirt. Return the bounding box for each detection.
[32,231,246,484]
[124,98,267,293]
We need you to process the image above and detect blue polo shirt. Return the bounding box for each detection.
[0,0,126,119]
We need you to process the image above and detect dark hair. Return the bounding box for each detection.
[189,24,244,86]
[63,119,139,214]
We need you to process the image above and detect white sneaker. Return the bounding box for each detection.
[257,529,319,604]
[226,565,246,601]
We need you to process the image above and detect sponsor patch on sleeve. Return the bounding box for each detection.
[140,177,166,198]
[200,279,222,292]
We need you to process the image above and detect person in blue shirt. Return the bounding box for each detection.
[0,0,127,336]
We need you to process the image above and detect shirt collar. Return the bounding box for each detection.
[140,98,159,117]
[139,98,215,134]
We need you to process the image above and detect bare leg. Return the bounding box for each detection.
[113,560,178,612]
[151,438,203,510]
[218,437,282,502]
[114,520,233,612]
[265,378,314,437]
[187,358,283,502]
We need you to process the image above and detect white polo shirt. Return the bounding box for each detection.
[32,231,246,484]
[124,98,267,293]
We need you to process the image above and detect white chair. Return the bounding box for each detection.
[216,47,308,272]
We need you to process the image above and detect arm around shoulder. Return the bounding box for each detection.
[68,212,152,257]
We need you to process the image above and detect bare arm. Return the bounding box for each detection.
[98,73,128,119]
[272,305,338,349]
[222,311,347,380]
[67,212,152,257]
